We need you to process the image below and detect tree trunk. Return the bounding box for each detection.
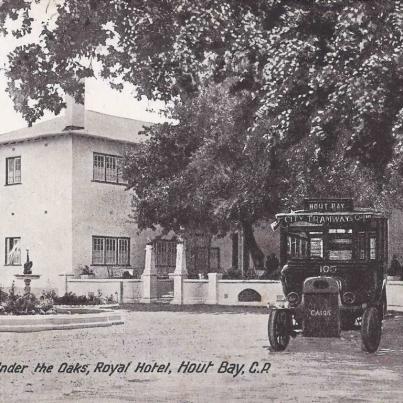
[242,221,265,270]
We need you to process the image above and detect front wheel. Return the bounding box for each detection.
[361,307,382,353]
[268,309,291,351]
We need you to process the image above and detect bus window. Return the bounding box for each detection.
[358,232,365,260]
[369,234,376,260]
[328,228,353,261]
[329,229,352,234]
[291,237,297,256]
[301,238,307,256]
[310,232,323,258]
[287,232,309,258]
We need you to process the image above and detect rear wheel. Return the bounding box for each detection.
[361,307,382,353]
[381,291,387,319]
[268,309,291,351]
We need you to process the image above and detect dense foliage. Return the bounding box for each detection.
[52,291,116,305]
[1,1,403,265]
[127,82,285,265]
[0,282,55,315]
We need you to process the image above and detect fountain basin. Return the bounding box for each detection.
[0,310,124,332]
[14,274,41,281]
[54,304,119,314]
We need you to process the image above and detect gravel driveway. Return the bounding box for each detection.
[0,308,402,402]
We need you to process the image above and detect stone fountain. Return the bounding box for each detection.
[0,250,124,332]
[14,250,40,295]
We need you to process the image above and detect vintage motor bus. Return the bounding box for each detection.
[268,199,388,353]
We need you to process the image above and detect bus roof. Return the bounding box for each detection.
[276,208,387,219]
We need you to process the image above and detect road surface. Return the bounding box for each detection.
[0,308,402,402]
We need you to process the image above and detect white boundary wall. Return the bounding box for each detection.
[183,280,209,304]
[217,280,282,306]
[386,280,403,312]
[180,276,282,306]
[66,278,403,310]
[67,279,142,304]
[179,277,403,309]
[67,278,173,304]
[66,239,403,311]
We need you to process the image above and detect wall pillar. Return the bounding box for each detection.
[58,273,75,295]
[172,239,188,304]
[207,272,223,305]
[140,242,158,303]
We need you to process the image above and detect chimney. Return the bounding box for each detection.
[64,88,85,130]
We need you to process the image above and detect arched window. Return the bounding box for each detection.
[238,288,261,302]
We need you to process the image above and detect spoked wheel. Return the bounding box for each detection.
[361,307,382,353]
[268,309,291,351]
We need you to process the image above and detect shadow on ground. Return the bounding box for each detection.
[120,302,268,314]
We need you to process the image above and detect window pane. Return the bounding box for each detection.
[328,228,353,261]
[105,238,116,264]
[105,156,118,182]
[301,239,307,257]
[370,237,376,260]
[92,237,104,264]
[117,158,128,184]
[310,238,323,257]
[118,239,129,265]
[291,237,297,256]
[6,237,21,265]
[329,250,352,260]
[93,154,105,181]
[7,158,14,184]
[14,157,21,183]
[358,232,366,260]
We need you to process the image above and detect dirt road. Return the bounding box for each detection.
[0,309,402,402]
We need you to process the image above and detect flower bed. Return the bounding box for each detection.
[0,284,124,332]
[52,291,117,306]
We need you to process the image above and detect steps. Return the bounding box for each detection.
[158,291,174,304]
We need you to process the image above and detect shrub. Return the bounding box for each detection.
[259,268,281,280]
[53,291,117,305]
[0,282,56,315]
[222,268,243,279]
[79,265,94,275]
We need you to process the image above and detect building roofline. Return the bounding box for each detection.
[0,130,145,146]
[0,109,153,146]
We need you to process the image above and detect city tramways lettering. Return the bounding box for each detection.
[280,214,372,225]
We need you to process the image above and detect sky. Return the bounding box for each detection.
[0,1,167,135]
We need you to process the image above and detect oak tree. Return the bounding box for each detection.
[2,0,403,268]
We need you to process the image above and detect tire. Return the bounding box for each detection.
[361,307,382,353]
[381,291,387,319]
[268,309,291,351]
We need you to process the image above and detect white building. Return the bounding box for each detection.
[0,96,158,292]
[0,94,277,294]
